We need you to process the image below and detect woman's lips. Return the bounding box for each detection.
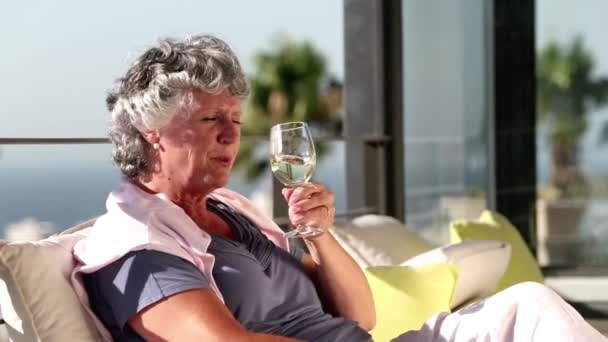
[211,156,232,166]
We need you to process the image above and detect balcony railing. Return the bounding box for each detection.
[0,135,390,145]
[0,135,390,220]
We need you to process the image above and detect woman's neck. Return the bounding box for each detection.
[134,177,234,238]
[136,174,208,217]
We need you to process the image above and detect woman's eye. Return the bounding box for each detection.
[201,115,240,125]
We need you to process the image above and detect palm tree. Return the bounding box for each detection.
[235,36,343,181]
[537,36,608,196]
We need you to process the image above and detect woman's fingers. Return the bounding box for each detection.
[281,188,295,202]
[290,192,334,212]
[290,205,331,227]
[289,183,332,204]
[286,182,335,229]
[288,185,334,212]
[286,183,321,205]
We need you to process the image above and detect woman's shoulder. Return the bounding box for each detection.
[83,249,211,337]
[88,249,208,287]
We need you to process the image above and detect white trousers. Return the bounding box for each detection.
[392,282,607,342]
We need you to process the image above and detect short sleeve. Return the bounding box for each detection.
[86,249,210,330]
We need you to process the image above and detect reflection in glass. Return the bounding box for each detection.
[402,0,489,245]
[536,0,608,267]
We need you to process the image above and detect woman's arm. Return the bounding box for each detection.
[283,183,376,331]
[129,288,304,342]
[302,236,376,331]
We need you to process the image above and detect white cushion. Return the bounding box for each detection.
[0,219,102,342]
[330,215,435,268]
[401,240,511,309]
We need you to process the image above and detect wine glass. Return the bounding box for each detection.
[270,122,323,239]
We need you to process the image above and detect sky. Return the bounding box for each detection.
[2,0,607,143]
[0,0,344,141]
[537,0,608,76]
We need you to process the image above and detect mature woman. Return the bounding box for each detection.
[73,34,374,342]
[72,34,606,342]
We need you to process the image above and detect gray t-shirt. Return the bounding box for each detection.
[83,199,371,342]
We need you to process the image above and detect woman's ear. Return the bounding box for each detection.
[140,130,160,145]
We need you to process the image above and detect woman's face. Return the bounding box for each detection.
[156,89,241,194]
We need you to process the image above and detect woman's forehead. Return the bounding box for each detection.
[190,89,241,111]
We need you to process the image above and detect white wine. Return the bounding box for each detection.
[270,154,316,187]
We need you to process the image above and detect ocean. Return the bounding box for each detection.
[0,143,347,240]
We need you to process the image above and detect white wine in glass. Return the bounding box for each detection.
[270,122,323,238]
[270,154,316,187]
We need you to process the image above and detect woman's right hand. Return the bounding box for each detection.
[282,182,336,237]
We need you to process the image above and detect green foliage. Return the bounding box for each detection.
[248,39,325,122]
[235,36,343,182]
[550,114,587,150]
[537,36,608,146]
[537,36,608,195]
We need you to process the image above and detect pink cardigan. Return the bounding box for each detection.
[70,180,289,342]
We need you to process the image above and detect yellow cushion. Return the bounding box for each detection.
[450,210,544,292]
[365,263,457,342]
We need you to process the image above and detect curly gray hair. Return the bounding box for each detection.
[107,34,249,180]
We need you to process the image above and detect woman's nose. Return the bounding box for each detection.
[218,120,240,144]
